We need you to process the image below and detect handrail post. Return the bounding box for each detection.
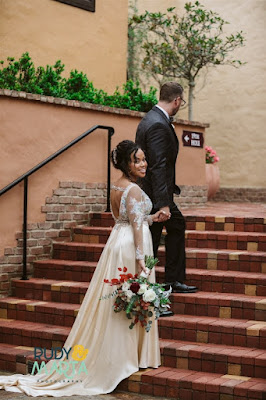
[105,128,112,212]
[22,177,28,280]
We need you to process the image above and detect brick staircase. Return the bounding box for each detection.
[0,207,265,399]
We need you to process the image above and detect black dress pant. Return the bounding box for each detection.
[150,203,186,284]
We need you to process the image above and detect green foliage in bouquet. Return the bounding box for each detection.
[0,53,158,112]
[102,256,172,333]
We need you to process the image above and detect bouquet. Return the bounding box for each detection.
[101,256,172,332]
[205,145,219,164]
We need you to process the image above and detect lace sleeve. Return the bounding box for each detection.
[126,185,145,260]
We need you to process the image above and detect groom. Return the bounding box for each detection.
[135,81,197,300]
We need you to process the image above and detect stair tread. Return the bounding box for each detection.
[160,338,266,356]
[179,247,266,256]
[0,318,71,334]
[0,297,80,310]
[3,290,265,309]
[11,276,266,302]
[74,226,112,233]
[130,365,266,387]
[35,259,97,267]
[35,262,266,281]
[158,313,266,329]
[75,226,266,237]
[11,277,89,288]
[185,230,266,238]
[170,291,266,302]
[54,241,266,256]
[91,207,266,218]
[12,277,265,301]
[157,266,266,280]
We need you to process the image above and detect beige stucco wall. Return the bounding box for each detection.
[0,0,128,93]
[135,0,266,188]
[0,95,207,253]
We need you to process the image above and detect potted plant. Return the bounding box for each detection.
[205,146,220,199]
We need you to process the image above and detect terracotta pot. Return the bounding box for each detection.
[205,163,220,200]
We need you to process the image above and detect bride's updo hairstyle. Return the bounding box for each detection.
[111,140,141,178]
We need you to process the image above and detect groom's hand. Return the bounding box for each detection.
[158,206,171,222]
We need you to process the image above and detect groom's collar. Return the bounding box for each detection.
[155,104,170,120]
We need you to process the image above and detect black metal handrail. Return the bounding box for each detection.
[0,124,115,280]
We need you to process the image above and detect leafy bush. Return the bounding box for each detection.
[0,53,157,112]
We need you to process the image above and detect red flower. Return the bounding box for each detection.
[111,278,120,285]
[130,282,140,294]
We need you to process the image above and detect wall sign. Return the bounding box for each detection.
[55,0,95,12]
[182,130,204,148]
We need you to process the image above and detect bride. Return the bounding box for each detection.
[0,140,164,397]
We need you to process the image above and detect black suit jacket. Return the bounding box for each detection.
[136,106,180,210]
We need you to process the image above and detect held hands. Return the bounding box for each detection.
[152,206,171,223]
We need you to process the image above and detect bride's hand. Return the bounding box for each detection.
[137,259,149,276]
[152,210,171,222]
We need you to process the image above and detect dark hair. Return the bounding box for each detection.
[111,140,141,178]
[159,81,183,103]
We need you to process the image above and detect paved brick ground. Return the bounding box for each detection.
[0,371,168,400]
[0,392,168,400]
[0,393,168,399]
[181,201,266,218]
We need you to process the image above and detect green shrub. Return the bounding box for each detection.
[0,53,157,112]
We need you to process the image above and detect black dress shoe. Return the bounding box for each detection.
[172,282,198,293]
[159,309,174,317]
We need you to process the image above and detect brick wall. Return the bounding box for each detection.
[0,182,107,297]
[175,185,208,208]
[212,188,266,203]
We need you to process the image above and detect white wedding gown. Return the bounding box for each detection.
[0,183,161,397]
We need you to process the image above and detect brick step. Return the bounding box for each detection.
[119,366,266,399]
[89,212,266,233]
[169,292,266,322]
[34,260,266,298]
[4,337,262,380]
[160,339,266,379]
[0,297,79,326]
[158,315,266,349]
[89,212,114,227]
[73,226,112,244]
[34,259,97,281]
[11,278,88,304]
[184,230,266,252]
[0,343,35,373]
[0,343,57,374]
[3,285,265,329]
[1,339,265,389]
[168,247,266,274]
[53,242,103,263]
[8,275,266,322]
[156,267,266,297]
[185,216,266,234]
[0,333,265,380]
[0,319,70,348]
[73,226,266,251]
[53,242,266,274]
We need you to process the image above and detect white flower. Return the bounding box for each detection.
[143,288,156,303]
[138,283,148,295]
[122,281,130,291]
[125,290,134,300]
